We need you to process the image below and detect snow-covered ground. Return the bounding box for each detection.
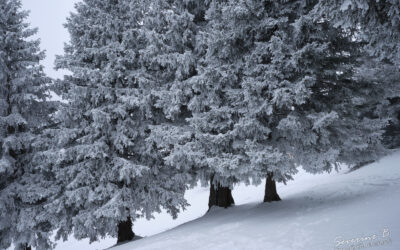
[53,150,400,250]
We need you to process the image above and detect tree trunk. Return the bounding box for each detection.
[24,244,31,250]
[208,175,234,210]
[117,217,135,244]
[263,172,281,202]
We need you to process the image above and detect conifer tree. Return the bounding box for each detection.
[244,0,389,201]
[0,0,54,249]
[138,0,237,209]
[193,0,254,208]
[242,0,390,201]
[150,0,251,209]
[52,0,188,244]
[170,0,391,204]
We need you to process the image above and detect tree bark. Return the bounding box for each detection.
[208,175,234,210]
[24,244,31,250]
[117,217,135,244]
[263,172,281,202]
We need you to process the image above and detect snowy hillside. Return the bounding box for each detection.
[105,151,400,250]
[2,1,399,250]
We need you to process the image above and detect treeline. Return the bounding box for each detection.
[1,0,399,249]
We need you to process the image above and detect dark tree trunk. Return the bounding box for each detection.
[208,175,234,210]
[24,244,31,250]
[383,97,400,149]
[117,217,135,244]
[264,172,281,202]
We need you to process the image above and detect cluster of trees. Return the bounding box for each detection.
[1,0,399,249]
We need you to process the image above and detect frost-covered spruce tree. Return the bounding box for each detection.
[0,0,54,249]
[195,0,256,208]
[53,0,188,244]
[137,0,234,209]
[176,0,296,205]
[162,0,260,209]
[176,0,390,205]
[240,0,389,201]
[228,0,318,202]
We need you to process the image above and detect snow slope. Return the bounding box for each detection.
[108,151,400,250]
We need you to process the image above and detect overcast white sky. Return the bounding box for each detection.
[21,0,79,78]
